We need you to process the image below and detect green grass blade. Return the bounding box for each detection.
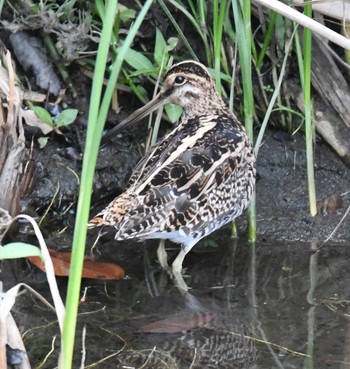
[158,0,200,61]
[255,28,297,155]
[213,0,227,93]
[231,0,256,242]
[61,2,119,368]
[256,11,277,69]
[294,24,304,91]
[198,0,213,64]
[0,242,42,259]
[98,0,154,131]
[303,3,317,216]
[61,1,154,367]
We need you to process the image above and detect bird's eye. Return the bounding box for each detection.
[174,75,185,85]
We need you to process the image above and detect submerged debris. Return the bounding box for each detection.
[317,194,343,215]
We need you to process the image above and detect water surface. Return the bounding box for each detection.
[13,234,350,368]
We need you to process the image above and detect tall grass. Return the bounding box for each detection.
[231,0,256,242]
[293,5,317,217]
[62,1,153,368]
[61,2,118,366]
[253,0,350,217]
[158,0,199,61]
[302,4,317,216]
[213,0,228,92]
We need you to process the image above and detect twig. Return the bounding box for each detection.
[253,0,350,50]
[316,203,350,251]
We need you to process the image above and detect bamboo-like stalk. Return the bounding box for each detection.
[253,0,350,51]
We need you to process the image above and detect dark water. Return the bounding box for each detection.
[9,232,350,368]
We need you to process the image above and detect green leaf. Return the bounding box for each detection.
[167,37,178,52]
[122,48,154,72]
[118,4,136,23]
[154,28,167,66]
[275,14,286,51]
[32,106,53,126]
[0,242,43,260]
[38,136,49,148]
[164,104,182,123]
[55,109,78,127]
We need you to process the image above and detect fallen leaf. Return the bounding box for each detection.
[38,136,49,148]
[139,311,216,333]
[28,248,125,280]
[21,109,53,134]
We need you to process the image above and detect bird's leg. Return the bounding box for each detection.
[172,248,186,274]
[157,240,170,271]
[172,248,189,294]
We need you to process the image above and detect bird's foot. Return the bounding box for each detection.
[172,268,190,294]
[170,248,191,293]
[160,264,173,278]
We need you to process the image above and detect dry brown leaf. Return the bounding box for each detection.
[28,248,125,280]
[21,109,53,134]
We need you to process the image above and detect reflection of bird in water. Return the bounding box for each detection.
[116,326,256,369]
[165,327,257,369]
[117,282,256,368]
[89,60,256,292]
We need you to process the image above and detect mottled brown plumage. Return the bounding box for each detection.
[89,61,256,291]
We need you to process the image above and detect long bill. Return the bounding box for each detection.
[102,92,166,144]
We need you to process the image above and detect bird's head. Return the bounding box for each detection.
[159,60,216,107]
[102,60,222,143]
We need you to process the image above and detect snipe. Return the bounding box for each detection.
[89,60,256,292]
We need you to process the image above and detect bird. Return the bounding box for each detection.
[88,60,256,292]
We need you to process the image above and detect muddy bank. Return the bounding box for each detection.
[256,129,350,243]
[22,124,350,248]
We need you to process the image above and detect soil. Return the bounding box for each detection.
[256,129,349,243]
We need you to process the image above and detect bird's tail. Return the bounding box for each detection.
[88,192,138,229]
[87,216,105,229]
